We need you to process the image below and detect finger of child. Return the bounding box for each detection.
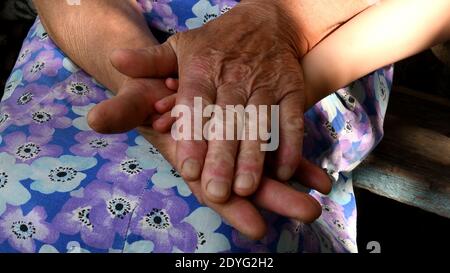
[152,112,176,133]
[155,93,177,114]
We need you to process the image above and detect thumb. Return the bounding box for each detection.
[110,40,178,78]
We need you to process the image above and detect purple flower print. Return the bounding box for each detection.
[5,83,51,112]
[301,224,321,253]
[275,220,304,253]
[70,131,128,160]
[311,193,344,218]
[153,0,175,17]
[0,105,14,133]
[139,0,172,15]
[24,50,62,82]
[53,72,107,106]
[96,157,156,194]
[16,39,41,67]
[152,15,187,34]
[82,181,140,237]
[130,188,197,253]
[211,0,238,14]
[310,193,355,251]
[0,206,58,253]
[52,195,115,250]
[14,101,72,132]
[32,20,57,50]
[185,0,221,29]
[312,222,355,253]
[0,128,62,164]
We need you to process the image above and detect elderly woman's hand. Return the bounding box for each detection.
[108,0,309,204]
[89,77,332,239]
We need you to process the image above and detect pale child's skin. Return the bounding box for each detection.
[303,0,450,102]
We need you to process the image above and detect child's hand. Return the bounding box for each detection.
[151,78,179,133]
[87,78,177,134]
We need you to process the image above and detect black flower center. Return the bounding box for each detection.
[149,146,160,155]
[120,159,143,175]
[107,197,132,219]
[40,32,48,40]
[11,221,36,240]
[144,208,171,230]
[323,205,332,213]
[196,231,207,250]
[16,142,41,161]
[30,61,45,74]
[18,49,31,62]
[203,13,217,24]
[325,121,338,139]
[32,111,52,124]
[69,82,90,96]
[345,122,353,132]
[89,138,109,149]
[0,171,9,189]
[17,92,34,105]
[333,219,345,230]
[77,207,93,229]
[49,166,78,183]
[170,168,181,178]
[221,6,232,14]
[0,113,10,125]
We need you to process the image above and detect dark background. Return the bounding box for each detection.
[1,17,449,253]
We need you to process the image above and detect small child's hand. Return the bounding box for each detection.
[87,78,177,134]
[151,78,179,133]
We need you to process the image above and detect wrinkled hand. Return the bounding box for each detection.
[107,1,308,205]
[88,77,331,239]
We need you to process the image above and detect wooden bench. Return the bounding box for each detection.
[354,86,450,218]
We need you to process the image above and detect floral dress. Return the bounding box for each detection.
[0,0,393,253]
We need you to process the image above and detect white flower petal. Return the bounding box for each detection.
[63,58,80,73]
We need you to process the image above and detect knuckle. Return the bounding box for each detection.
[238,148,264,172]
[207,145,236,168]
[283,111,304,133]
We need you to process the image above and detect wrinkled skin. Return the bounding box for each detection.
[88,76,331,240]
[105,1,308,205]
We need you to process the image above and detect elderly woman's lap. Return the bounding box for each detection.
[0,1,392,253]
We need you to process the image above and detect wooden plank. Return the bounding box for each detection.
[353,86,450,218]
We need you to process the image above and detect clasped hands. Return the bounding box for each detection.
[87,0,347,239]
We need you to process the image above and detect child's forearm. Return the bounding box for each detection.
[33,0,158,93]
[302,0,450,107]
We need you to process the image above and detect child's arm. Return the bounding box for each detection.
[154,0,450,116]
[302,0,450,106]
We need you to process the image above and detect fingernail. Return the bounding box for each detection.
[277,165,294,181]
[235,174,254,191]
[206,179,230,200]
[181,159,201,180]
